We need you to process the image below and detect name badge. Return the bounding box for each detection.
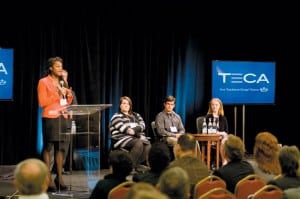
[60,98,67,106]
[170,126,178,133]
[129,123,138,128]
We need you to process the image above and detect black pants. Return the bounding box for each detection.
[124,138,151,168]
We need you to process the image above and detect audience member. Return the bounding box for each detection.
[109,96,151,172]
[89,150,133,199]
[13,158,49,198]
[126,182,169,199]
[267,145,300,190]
[220,137,228,166]
[37,56,74,191]
[155,95,185,146]
[213,134,254,193]
[133,142,171,185]
[157,166,190,199]
[167,133,209,198]
[247,131,281,182]
[283,186,300,199]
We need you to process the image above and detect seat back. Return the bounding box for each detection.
[107,181,135,199]
[151,121,161,142]
[196,116,206,133]
[234,174,266,199]
[194,175,227,199]
[151,121,170,143]
[199,187,236,199]
[251,184,282,199]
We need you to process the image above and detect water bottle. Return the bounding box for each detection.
[207,118,213,134]
[202,118,207,134]
[212,117,217,134]
[71,120,76,134]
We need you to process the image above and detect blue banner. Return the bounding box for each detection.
[212,60,275,104]
[0,48,14,100]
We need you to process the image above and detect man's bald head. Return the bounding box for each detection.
[14,158,49,194]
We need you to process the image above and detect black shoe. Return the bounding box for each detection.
[47,185,57,192]
[54,176,68,191]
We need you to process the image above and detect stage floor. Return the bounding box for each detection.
[0,166,109,199]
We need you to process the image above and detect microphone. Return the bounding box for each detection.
[60,80,64,88]
[58,76,66,99]
[58,75,65,87]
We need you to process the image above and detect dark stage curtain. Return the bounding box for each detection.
[0,12,212,167]
[0,5,298,166]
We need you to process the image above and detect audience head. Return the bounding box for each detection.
[149,142,171,172]
[207,97,224,116]
[222,134,245,162]
[174,133,197,158]
[253,131,281,174]
[13,158,49,195]
[108,149,133,178]
[278,145,300,177]
[157,166,190,199]
[127,182,169,199]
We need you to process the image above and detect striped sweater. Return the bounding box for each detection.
[109,112,146,148]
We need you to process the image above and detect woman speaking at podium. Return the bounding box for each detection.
[37,56,74,192]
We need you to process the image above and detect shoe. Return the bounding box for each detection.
[47,185,57,192]
[135,165,150,173]
[130,169,138,175]
[54,176,68,191]
[47,177,57,192]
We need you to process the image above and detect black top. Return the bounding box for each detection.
[132,170,162,186]
[213,160,254,193]
[268,175,300,190]
[89,174,127,199]
[206,114,229,133]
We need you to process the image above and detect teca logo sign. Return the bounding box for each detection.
[217,72,270,84]
[0,62,8,75]
[212,60,275,104]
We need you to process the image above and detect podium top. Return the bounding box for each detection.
[66,104,112,115]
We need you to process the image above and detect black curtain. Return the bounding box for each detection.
[0,3,299,167]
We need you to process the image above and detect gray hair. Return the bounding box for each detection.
[14,158,49,194]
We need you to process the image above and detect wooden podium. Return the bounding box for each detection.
[56,104,112,196]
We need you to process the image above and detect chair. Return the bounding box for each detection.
[151,121,175,160]
[196,116,206,133]
[107,181,136,199]
[151,121,173,145]
[250,184,282,199]
[199,187,236,199]
[151,121,162,142]
[193,175,226,199]
[234,174,266,199]
[273,174,282,180]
